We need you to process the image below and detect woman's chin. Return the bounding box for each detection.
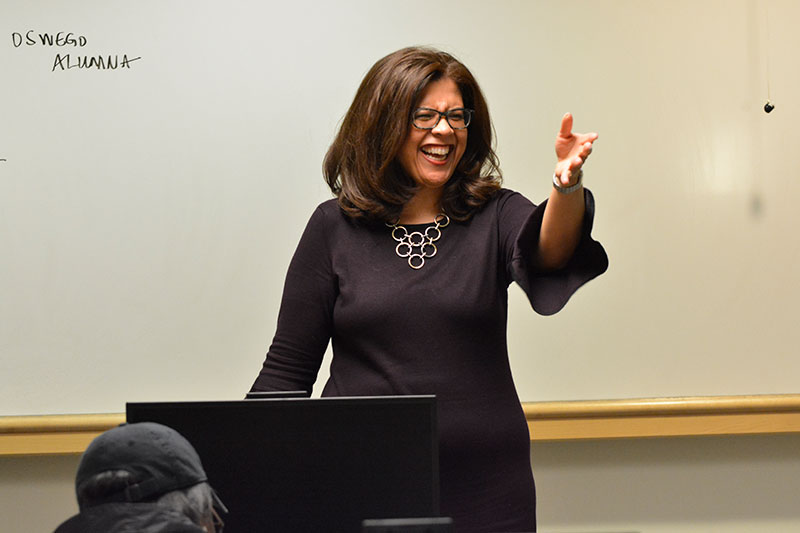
[413,168,456,190]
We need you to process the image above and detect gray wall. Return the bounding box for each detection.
[4,434,800,532]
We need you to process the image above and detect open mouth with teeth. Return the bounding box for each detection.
[421,145,452,162]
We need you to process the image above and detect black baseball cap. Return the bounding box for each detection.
[75,422,227,514]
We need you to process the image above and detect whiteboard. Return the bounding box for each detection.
[2,0,799,416]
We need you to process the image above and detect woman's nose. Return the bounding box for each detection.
[432,115,454,134]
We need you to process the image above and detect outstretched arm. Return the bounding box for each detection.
[537,112,598,270]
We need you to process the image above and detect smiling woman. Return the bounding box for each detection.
[250,45,608,532]
[396,78,468,222]
[321,46,502,225]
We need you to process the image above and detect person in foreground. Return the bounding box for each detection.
[54,422,227,533]
[251,46,608,532]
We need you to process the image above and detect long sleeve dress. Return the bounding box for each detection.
[251,188,608,532]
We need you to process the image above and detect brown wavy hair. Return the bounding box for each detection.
[323,46,502,222]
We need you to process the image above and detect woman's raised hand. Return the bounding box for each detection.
[554,113,598,185]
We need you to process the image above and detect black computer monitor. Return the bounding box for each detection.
[126,396,439,532]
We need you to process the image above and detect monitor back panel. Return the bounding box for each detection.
[126,396,438,532]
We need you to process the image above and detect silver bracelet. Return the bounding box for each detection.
[552,170,583,194]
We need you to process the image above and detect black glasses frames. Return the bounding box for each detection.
[211,507,225,533]
[411,107,473,130]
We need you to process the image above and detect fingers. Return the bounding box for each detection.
[558,164,583,185]
[555,114,598,185]
[559,113,598,140]
[557,147,591,184]
[559,112,573,137]
[569,140,594,163]
[560,112,598,142]
[557,157,581,184]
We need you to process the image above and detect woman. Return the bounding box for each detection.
[251,46,608,532]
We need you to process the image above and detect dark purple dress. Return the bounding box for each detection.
[251,188,608,532]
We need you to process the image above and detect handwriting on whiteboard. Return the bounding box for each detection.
[51,54,141,71]
[11,31,141,72]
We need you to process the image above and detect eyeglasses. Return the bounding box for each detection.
[211,507,225,533]
[411,107,473,130]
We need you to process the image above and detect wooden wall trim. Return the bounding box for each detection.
[0,413,125,456]
[524,394,800,441]
[2,395,800,455]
